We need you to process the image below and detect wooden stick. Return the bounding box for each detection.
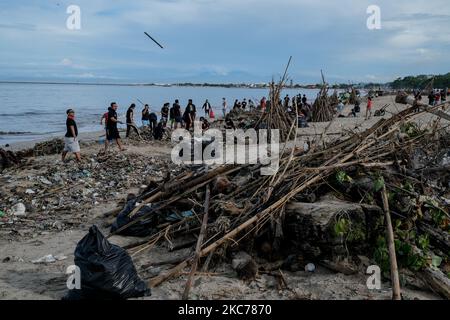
[381,185,402,300]
[149,260,189,288]
[182,184,211,300]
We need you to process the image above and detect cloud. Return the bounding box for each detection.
[0,0,449,83]
[58,58,87,70]
[60,58,73,66]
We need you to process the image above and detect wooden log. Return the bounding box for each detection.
[149,260,189,288]
[417,222,450,253]
[419,267,450,299]
[141,255,191,270]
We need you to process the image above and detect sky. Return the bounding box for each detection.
[0,0,449,84]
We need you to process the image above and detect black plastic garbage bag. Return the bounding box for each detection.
[110,199,157,237]
[63,225,151,300]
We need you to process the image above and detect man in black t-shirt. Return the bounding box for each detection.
[241,98,248,111]
[184,99,196,130]
[125,104,139,138]
[105,102,125,152]
[202,99,211,117]
[173,100,182,129]
[302,94,307,106]
[161,103,170,127]
[62,109,81,162]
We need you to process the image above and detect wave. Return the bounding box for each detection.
[0,131,36,135]
[0,111,59,117]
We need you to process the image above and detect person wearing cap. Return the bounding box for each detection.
[62,109,81,162]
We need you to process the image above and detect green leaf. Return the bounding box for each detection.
[431,255,443,268]
[334,218,349,236]
[374,176,385,192]
[417,235,429,251]
[336,171,353,184]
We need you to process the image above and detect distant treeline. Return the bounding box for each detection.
[389,73,450,89]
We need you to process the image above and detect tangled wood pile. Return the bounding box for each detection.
[312,72,335,122]
[330,90,340,106]
[105,99,450,298]
[349,88,358,105]
[253,57,295,141]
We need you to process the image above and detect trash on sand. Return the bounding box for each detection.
[305,263,316,272]
[110,199,157,237]
[31,254,67,264]
[10,203,26,216]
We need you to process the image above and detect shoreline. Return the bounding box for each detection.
[3,130,105,152]
[0,80,348,90]
[1,94,395,152]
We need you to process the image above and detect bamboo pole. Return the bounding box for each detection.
[182,185,211,300]
[381,185,402,300]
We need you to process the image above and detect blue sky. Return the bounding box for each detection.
[0,0,449,84]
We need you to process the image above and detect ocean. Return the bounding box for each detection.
[0,82,323,145]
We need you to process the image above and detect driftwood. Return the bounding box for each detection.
[420,267,450,299]
[319,260,358,275]
[311,71,335,122]
[182,185,211,300]
[138,101,450,287]
[80,60,449,294]
[253,56,295,142]
[381,185,402,300]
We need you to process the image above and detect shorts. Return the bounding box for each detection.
[106,127,121,140]
[175,116,182,123]
[64,137,80,153]
[142,120,150,126]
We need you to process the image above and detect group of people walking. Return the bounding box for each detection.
[427,89,447,106]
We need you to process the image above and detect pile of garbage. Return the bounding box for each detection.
[0,148,25,172]
[33,139,65,156]
[0,152,178,236]
[102,100,450,299]
[63,225,151,300]
[0,139,65,172]
[128,125,172,142]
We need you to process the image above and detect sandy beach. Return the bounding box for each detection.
[1,94,448,300]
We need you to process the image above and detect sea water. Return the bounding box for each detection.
[0,82,322,145]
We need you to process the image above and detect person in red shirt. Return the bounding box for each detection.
[365,97,373,120]
[260,97,267,113]
[435,92,441,105]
